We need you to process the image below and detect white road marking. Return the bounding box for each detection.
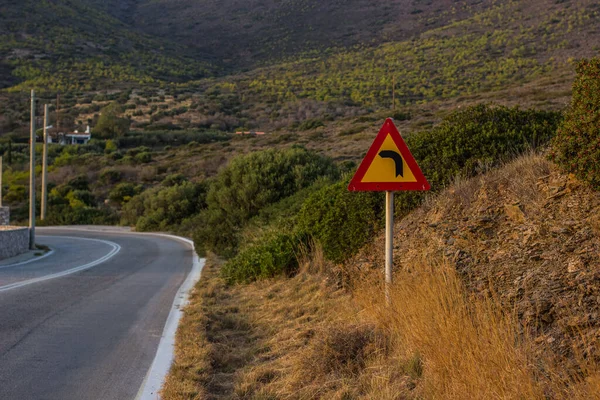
[0,236,121,293]
[134,234,204,400]
[0,248,55,269]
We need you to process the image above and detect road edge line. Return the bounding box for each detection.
[0,237,121,292]
[0,248,55,269]
[134,233,205,400]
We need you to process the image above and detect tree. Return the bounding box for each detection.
[550,58,600,189]
[93,102,130,139]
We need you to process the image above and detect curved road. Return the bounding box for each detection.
[0,228,194,400]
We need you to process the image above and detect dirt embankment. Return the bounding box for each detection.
[352,153,600,368]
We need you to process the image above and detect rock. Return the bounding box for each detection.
[504,204,526,223]
[567,257,583,273]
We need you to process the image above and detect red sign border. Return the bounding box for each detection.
[348,118,430,192]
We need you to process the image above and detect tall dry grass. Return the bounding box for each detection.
[353,256,600,400]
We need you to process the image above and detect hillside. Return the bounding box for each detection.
[161,153,600,399]
[3,0,595,141]
[133,0,482,67]
[353,153,600,370]
[0,0,215,92]
[3,0,600,98]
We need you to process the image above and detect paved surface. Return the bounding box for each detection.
[0,228,193,400]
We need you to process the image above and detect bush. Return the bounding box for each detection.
[122,181,207,233]
[64,175,89,191]
[94,102,130,139]
[109,183,143,205]
[42,205,118,226]
[66,190,96,208]
[408,104,562,189]
[99,168,122,185]
[298,118,325,130]
[550,58,600,189]
[104,139,118,153]
[161,173,186,186]
[297,180,383,263]
[134,152,152,163]
[192,147,339,256]
[221,232,305,284]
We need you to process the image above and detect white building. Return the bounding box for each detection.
[48,126,92,145]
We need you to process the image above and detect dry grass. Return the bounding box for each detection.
[356,258,543,399]
[163,252,600,400]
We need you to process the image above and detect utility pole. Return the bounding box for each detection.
[29,90,36,250]
[41,104,49,221]
[56,93,60,132]
[392,75,396,112]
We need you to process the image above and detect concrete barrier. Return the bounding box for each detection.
[0,207,9,226]
[0,227,29,260]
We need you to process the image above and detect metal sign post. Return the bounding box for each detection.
[29,90,36,250]
[385,191,394,303]
[0,155,3,208]
[348,118,430,303]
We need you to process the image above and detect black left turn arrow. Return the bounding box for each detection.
[378,150,404,177]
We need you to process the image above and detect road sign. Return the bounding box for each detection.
[348,117,430,304]
[348,118,430,192]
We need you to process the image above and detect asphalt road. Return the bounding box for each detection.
[0,228,193,400]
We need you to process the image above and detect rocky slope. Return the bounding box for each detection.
[352,153,600,369]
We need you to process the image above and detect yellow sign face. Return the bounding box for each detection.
[361,134,417,183]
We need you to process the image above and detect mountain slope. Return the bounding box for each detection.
[132,0,483,67]
[0,0,215,91]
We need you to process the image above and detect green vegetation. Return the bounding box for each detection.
[122,181,207,233]
[209,104,561,283]
[297,181,382,264]
[408,104,563,188]
[294,105,562,265]
[192,147,339,256]
[42,175,117,226]
[550,58,600,189]
[221,232,305,284]
[94,103,130,139]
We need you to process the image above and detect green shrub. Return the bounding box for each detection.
[407,104,562,189]
[297,180,383,263]
[99,169,122,185]
[122,181,207,233]
[41,205,118,226]
[66,190,96,208]
[67,175,90,191]
[4,184,26,202]
[297,118,325,130]
[134,152,152,163]
[192,147,338,256]
[104,139,118,153]
[109,183,143,205]
[221,231,305,284]
[550,58,600,189]
[94,103,130,139]
[161,173,186,186]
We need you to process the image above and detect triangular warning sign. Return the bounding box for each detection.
[348,118,430,192]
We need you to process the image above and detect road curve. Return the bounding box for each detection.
[0,228,194,400]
